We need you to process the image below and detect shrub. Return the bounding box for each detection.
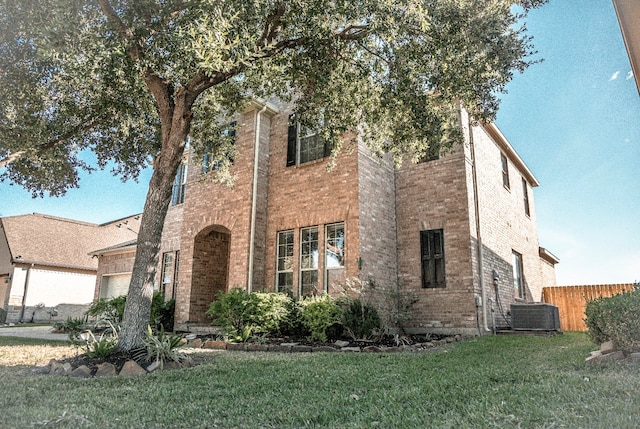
[86,295,127,323]
[584,290,640,353]
[151,292,175,332]
[206,288,250,336]
[53,316,88,334]
[342,299,381,340]
[142,326,186,369]
[71,321,119,358]
[301,295,343,342]
[279,297,309,338]
[246,292,292,336]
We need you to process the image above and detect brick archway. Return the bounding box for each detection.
[189,225,231,324]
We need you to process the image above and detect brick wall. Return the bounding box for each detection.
[264,111,361,296]
[93,250,136,301]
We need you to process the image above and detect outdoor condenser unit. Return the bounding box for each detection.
[510,303,560,330]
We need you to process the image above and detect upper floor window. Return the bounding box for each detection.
[287,115,333,166]
[202,121,237,173]
[420,229,446,288]
[501,153,510,189]
[171,163,187,205]
[522,178,530,216]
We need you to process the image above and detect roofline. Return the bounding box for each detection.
[99,213,143,227]
[483,123,539,187]
[12,259,96,272]
[244,98,280,116]
[89,241,138,256]
[539,247,560,265]
[612,0,640,95]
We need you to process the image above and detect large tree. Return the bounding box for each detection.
[0,0,544,350]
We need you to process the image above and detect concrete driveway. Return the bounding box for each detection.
[0,325,71,342]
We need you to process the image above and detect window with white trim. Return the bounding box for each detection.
[276,230,294,293]
[161,251,179,297]
[501,153,510,189]
[512,251,524,299]
[325,223,345,291]
[171,163,187,205]
[299,226,319,296]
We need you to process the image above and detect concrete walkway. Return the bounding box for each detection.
[0,325,71,342]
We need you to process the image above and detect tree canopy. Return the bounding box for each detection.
[0,0,545,349]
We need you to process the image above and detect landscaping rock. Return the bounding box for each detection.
[335,340,350,348]
[119,360,147,376]
[630,352,640,362]
[313,346,337,353]
[340,347,361,353]
[146,360,161,373]
[600,340,616,354]
[94,362,117,377]
[363,345,383,353]
[226,343,246,351]
[586,350,625,364]
[185,334,198,340]
[280,342,299,347]
[268,345,292,353]
[188,338,203,348]
[247,344,270,352]
[292,345,313,353]
[70,365,92,378]
[49,360,66,375]
[203,340,226,350]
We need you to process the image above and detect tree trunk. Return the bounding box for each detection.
[118,122,190,351]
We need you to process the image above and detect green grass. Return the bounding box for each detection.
[0,333,638,428]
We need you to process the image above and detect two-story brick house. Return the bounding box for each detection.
[125,99,556,336]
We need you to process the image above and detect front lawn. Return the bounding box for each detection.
[1,333,638,428]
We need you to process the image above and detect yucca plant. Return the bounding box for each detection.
[143,326,186,370]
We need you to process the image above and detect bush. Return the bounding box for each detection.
[141,326,186,369]
[52,316,88,334]
[301,295,343,342]
[151,292,175,332]
[206,288,250,337]
[86,295,127,323]
[342,299,381,340]
[585,290,640,353]
[279,297,309,337]
[246,292,291,336]
[206,289,294,339]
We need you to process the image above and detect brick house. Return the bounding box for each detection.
[0,213,140,323]
[117,100,556,336]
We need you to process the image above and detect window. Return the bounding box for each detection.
[512,251,524,299]
[202,121,237,173]
[325,223,345,291]
[276,230,294,293]
[171,163,187,205]
[522,178,530,216]
[420,229,445,288]
[161,251,179,296]
[501,153,510,189]
[299,226,319,296]
[287,115,332,166]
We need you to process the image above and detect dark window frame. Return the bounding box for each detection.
[522,177,530,216]
[420,229,446,288]
[171,163,187,205]
[501,153,510,189]
[287,114,333,167]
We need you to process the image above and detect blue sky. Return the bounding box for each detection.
[1,1,638,286]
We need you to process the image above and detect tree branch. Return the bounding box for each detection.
[0,115,107,168]
[97,0,140,60]
[143,70,174,143]
[258,2,286,47]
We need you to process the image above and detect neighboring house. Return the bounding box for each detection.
[111,100,554,336]
[612,0,640,94]
[0,213,140,323]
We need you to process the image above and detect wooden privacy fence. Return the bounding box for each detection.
[542,284,636,331]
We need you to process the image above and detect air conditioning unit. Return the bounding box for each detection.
[510,303,560,331]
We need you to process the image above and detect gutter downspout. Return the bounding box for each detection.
[469,118,490,333]
[248,104,268,292]
[19,263,34,323]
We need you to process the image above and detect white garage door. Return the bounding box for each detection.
[100,274,131,299]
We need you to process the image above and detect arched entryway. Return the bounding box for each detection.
[189,225,231,323]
